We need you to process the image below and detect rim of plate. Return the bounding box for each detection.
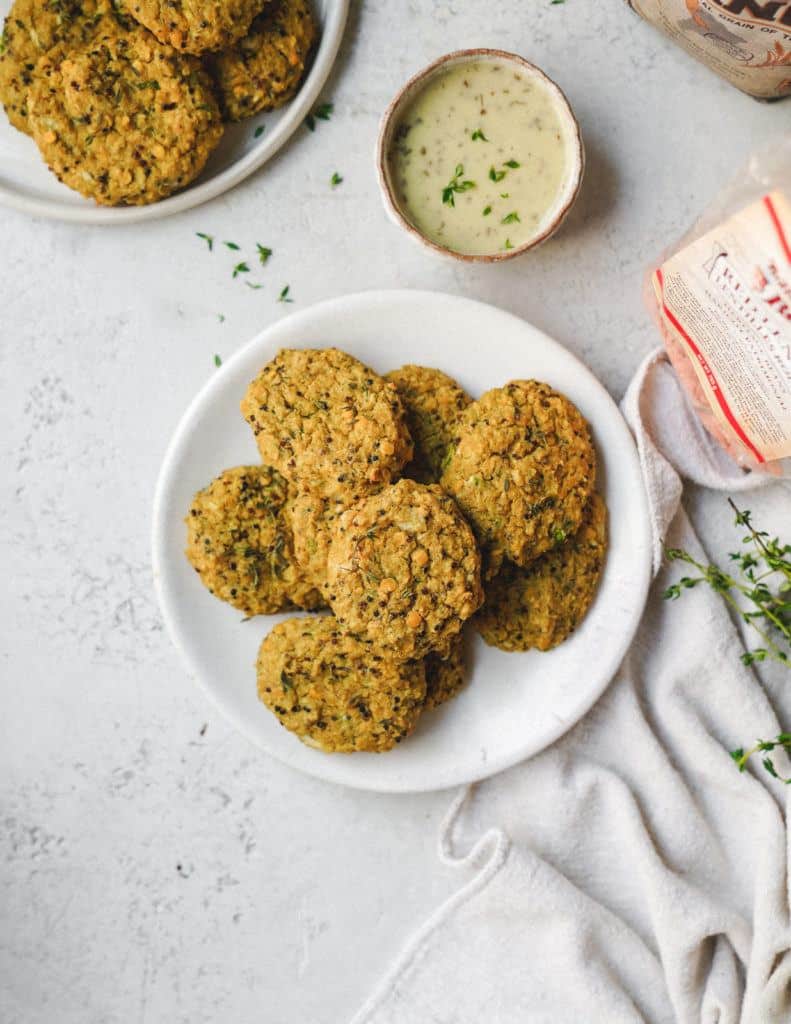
[151,289,653,792]
[0,0,349,225]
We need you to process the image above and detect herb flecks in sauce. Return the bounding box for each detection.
[388,59,570,255]
[441,164,476,207]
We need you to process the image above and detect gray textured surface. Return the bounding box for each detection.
[0,2,785,1022]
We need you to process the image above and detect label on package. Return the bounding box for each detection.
[628,0,791,99]
[653,191,791,463]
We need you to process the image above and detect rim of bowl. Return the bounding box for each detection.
[376,48,585,263]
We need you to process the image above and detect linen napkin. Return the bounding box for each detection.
[351,349,791,1024]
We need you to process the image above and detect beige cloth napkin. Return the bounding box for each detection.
[352,349,791,1024]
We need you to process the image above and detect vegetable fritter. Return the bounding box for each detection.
[441,380,596,567]
[257,615,426,752]
[120,0,268,54]
[207,0,316,121]
[28,14,223,204]
[185,465,323,616]
[476,493,607,651]
[0,0,109,134]
[423,632,468,711]
[286,489,350,594]
[326,479,483,662]
[385,364,471,483]
[240,348,413,500]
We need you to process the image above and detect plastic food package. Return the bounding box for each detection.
[647,137,791,476]
[626,0,791,100]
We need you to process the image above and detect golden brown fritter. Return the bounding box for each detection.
[476,493,607,652]
[27,14,222,204]
[326,479,483,662]
[0,0,108,134]
[286,489,349,594]
[120,0,267,54]
[441,380,596,567]
[207,0,315,121]
[257,615,426,752]
[385,364,471,483]
[185,465,323,616]
[423,632,467,711]
[240,348,413,501]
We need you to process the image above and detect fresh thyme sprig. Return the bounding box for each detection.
[731,736,791,783]
[664,500,790,668]
[664,499,791,781]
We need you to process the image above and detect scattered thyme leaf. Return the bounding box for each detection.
[217,314,225,323]
[245,281,263,290]
[483,205,492,216]
[504,159,521,168]
[489,166,506,183]
[253,124,265,138]
[330,171,343,187]
[502,211,521,224]
[196,232,214,251]
[256,244,272,265]
[306,101,333,130]
[278,285,293,303]
[471,128,488,141]
[232,261,250,278]
[213,354,222,367]
[224,241,240,250]
[504,238,514,250]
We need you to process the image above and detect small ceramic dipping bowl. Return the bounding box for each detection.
[377,49,584,263]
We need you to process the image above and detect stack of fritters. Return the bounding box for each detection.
[0,0,317,204]
[184,349,608,755]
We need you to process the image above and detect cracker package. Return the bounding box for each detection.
[647,137,791,475]
[627,0,791,99]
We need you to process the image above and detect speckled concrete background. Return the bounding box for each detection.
[0,2,786,1021]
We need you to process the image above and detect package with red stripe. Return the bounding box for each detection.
[649,139,791,475]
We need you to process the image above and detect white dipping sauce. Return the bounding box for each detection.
[388,59,573,256]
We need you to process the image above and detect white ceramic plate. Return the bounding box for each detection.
[0,0,348,224]
[152,290,652,793]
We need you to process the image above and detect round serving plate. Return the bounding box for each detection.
[152,290,652,793]
[0,0,349,223]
